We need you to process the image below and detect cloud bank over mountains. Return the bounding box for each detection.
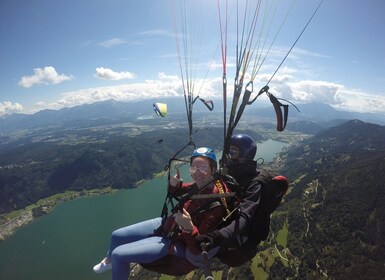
[4,64,385,117]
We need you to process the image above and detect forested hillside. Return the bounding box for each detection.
[0,126,263,215]
[279,119,385,279]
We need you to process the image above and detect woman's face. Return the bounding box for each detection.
[189,157,212,186]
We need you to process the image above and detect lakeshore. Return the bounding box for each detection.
[0,187,116,241]
[0,138,294,243]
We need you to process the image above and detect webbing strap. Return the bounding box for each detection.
[193,96,214,111]
[214,179,230,216]
[167,243,175,256]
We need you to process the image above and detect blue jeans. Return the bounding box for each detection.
[106,217,186,280]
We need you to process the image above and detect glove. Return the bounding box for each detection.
[195,230,223,251]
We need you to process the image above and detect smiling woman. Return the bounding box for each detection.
[91,146,229,279]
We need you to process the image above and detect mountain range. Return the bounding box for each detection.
[1,99,384,134]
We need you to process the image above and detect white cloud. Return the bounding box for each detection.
[138,29,172,37]
[287,80,343,104]
[99,38,126,48]
[38,74,182,111]
[18,66,73,88]
[27,71,385,115]
[268,78,385,113]
[157,72,178,80]
[0,101,23,115]
[290,47,331,59]
[331,89,385,113]
[95,67,136,80]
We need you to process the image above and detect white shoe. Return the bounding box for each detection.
[93,260,112,273]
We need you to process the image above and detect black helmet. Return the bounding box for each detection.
[230,134,257,160]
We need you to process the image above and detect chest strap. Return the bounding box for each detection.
[214,179,230,216]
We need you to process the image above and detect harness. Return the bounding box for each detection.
[161,174,237,244]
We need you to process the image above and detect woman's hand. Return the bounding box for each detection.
[169,167,182,187]
[175,208,194,232]
[170,175,182,187]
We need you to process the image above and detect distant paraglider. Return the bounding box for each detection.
[153,103,167,118]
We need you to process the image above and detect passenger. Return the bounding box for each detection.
[93,147,229,279]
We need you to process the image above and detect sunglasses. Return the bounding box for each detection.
[189,165,210,174]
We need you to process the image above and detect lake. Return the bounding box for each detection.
[0,139,289,280]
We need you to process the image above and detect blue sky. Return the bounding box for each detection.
[1,0,384,116]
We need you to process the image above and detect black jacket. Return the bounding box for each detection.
[218,160,262,245]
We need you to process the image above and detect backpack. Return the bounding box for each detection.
[252,168,289,240]
[257,168,289,215]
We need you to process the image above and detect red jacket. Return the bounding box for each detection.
[165,180,229,255]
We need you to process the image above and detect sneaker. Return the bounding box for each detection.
[93,260,112,273]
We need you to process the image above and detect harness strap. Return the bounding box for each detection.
[167,243,175,256]
[190,192,235,200]
[214,179,230,216]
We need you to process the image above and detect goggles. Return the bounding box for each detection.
[189,165,210,174]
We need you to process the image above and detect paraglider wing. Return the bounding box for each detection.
[153,103,168,117]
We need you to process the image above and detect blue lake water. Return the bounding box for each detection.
[0,139,289,280]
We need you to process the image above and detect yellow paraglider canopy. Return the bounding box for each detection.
[153,103,167,117]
